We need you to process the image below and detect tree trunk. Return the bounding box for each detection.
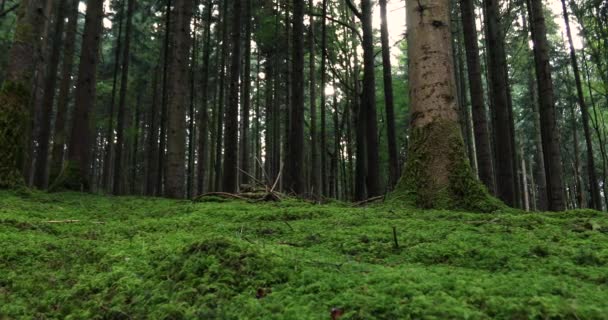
[526,0,566,211]
[394,0,499,212]
[50,0,79,183]
[113,0,135,195]
[320,0,327,196]
[164,0,193,198]
[145,67,160,195]
[379,0,399,189]
[285,0,305,195]
[222,0,242,193]
[240,0,252,186]
[65,0,104,191]
[483,0,516,206]
[196,0,213,195]
[308,0,320,199]
[34,0,68,189]
[214,0,229,191]
[560,0,602,210]
[360,0,380,197]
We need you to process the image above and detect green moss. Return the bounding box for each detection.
[390,120,504,212]
[0,81,29,189]
[1,191,607,319]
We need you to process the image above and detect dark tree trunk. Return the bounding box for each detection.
[308,0,320,199]
[214,0,228,191]
[360,0,380,197]
[484,0,516,206]
[165,0,193,198]
[145,67,160,196]
[459,0,495,193]
[157,0,172,194]
[197,0,213,195]
[113,0,135,195]
[50,0,79,182]
[102,1,124,191]
[222,0,242,193]
[34,0,67,189]
[560,0,602,210]
[285,0,305,194]
[378,0,399,189]
[526,0,566,211]
[320,0,327,196]
[240,0,252,186]
[66,0,104,190]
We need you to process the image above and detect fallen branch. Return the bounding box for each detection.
[193,192,249,201]
[352,195,384,207]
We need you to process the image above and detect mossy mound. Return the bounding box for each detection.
[390,120,503,212]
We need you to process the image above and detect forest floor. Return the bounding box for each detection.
[1,190,608,319]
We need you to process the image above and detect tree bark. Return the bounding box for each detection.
[197,0,213,195]
[526,0,566,211]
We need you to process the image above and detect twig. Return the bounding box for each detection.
[282,220,294,231]
[194,192,249,201]
[238,167,265,187]
[352,195,384,207]
[392,226,399,249]
[270,162,284,193]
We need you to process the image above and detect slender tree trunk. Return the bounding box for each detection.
[320,0,327,196]
[165,0,193,198]
[157,0,172,194]
[309,0,320,199]
[187,19,197,199]
[146,67,160,195]
[379,0,399,189]
[526,0,566,211]
[240,0,252,186]
[561,0,602,210]
[34,0,68,188]
[222,0,242,193]
[66,0,104,190]
[197,0,213,195]
[102,1,124,191]
[113,0,135,195]
[285,0,305,194]
[214,0,228,191]
[50,0,79,183]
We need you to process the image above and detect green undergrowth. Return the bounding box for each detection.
[1,191,608,319]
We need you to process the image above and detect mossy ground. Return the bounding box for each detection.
[1,191,608,319]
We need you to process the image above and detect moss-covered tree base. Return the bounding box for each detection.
[0,82,29,189]
[390,120,503,212]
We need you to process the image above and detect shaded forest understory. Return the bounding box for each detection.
[2,191,608,319]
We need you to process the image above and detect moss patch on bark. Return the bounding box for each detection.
[390,120,503,212]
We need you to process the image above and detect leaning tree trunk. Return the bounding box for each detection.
[526,0,566,211]
[392,0,501,212]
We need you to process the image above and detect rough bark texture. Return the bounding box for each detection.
[308,0,320,199]
[459,0,495,193]
[526,0,566,211]
[285,0,305,195]
[392,0,501,212]
[222,0,242,193]
[65,0,105,191]
[164,0,193,198]
[239,0,252,186]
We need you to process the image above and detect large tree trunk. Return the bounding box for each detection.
[379,0,399,189]
[320,0,327,196]
[560,0,602,210]
[222,0,242,193]
[164,0,193,198]
[394,0,500,212]
[113,0,136,195]
[285,0,305,194]
[34,0,68,189]
[65,0,105,191]
[459,0,495,194]
[526,0,566,211]
[145,67,160,196]
[214,0,229,191]
[483,0,516,206]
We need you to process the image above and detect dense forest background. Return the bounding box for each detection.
[1,0,607,212]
